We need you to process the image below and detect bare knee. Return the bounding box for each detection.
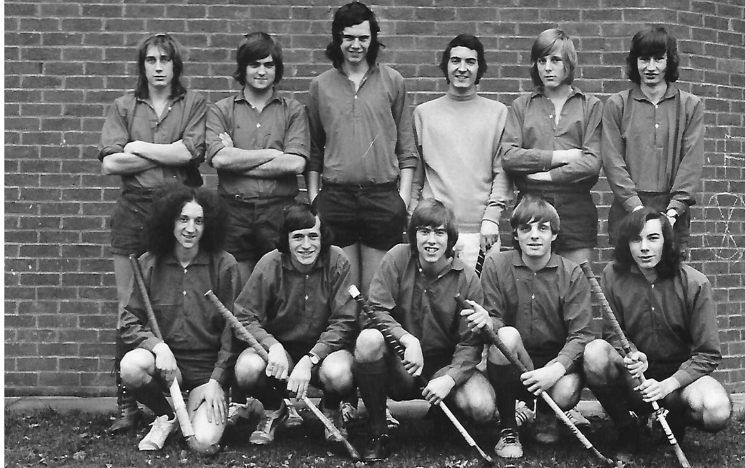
[319,351,354,395]
[452,372,496,424]
[354,329,386,362]
[120,349,153,388]
[583,339,619,385]
[234,349,266,389]
[549,373,583,409]
[487,327,521,364]
[687,379,732,432]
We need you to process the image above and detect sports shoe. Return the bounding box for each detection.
[321,402,348,442]
[138,414,178,451]
[531,409,560,444]
[249,402,289,445]
[362,434,390,462]
[341,401,363,424]
[386,408,400,430]
[284,399,304,428]
[108,387,143,434]
[494,427,523,458]
[515,400,535,428]
[227,398,263,428]
[565,407,591,428]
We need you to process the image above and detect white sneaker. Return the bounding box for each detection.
[565,408,591,428]
[138,414,178,451]
[284,399,304,428]
[494,427,523,459]
[385,408,400,430]
[515,400,535,428]
[227,399,263,428]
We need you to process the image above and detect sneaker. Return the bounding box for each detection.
[341,401,363,424]
[565,407,591,428]
[386,408,400,430]
[321,402,348,442]
[531,409,560,444]
[227,399,263,428]
[284,399,304,428]
[138,414,178,451]
[515,400,535,428]
[249,402,289,445]
[362,434,390,462]
[494,428,523,459]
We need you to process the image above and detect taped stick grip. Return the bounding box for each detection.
[454,294,615,467]
[203,290,361,461]
[578,262,691,468]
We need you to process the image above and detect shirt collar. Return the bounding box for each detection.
[235,87,281,105]
[162,248,210,266]
[510,250,560,270]
[630,83,679,103]
[530,86,584,100]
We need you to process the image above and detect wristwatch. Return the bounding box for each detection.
[306,352,321,367]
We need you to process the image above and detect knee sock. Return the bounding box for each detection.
[588,383,634,430]
[487,362,522,430]
[353,358,389,436]
[132,378,174,418]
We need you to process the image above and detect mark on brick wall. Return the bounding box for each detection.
[703,193,745,261]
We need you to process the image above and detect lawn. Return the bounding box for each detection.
[4,405,745,468]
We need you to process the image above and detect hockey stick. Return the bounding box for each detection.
[128,255,219,456]
[349,285,494,465]
[203,290,361,461]
[579,261,692,468]
[454,294,617,467]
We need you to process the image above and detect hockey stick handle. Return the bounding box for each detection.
[203,290,361,461]
[454,294,616,467]
[349,286,494,465]
[578,261,691,468]
[128,255,218,456]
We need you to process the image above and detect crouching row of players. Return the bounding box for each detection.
[119,184,731,462]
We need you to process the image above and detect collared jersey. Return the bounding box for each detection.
[98,90,207,189]
[601,83,704,214]
[119,250,240,388]
[308,64,419,184]
[367,244,484,386]
[600,262,721,387]
[206,89,310,198]
[481,250,594,372]
[233,246,358,360]
[501,87,602,194]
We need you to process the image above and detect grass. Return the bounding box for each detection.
[4,406,745,468]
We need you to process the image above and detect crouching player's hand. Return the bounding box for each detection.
[521,362,566,396]
[461,300,492,333]
[422,375,456,406]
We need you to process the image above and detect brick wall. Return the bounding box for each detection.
[5,1,745,397]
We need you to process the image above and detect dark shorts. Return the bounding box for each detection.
[109,189,155,256]
[172,350,218,391]
[517,191,598,251]
[315,183,407,250]
[223,195,295,263]
[608,192,690,247]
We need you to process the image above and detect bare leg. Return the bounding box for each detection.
[360,245,387,298]
[555,248,592,266]
[342,243,362,293]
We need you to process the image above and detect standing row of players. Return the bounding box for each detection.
[98,1,728,462]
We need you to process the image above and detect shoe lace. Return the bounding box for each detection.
[500,428,518,445]
[256,412,276,434]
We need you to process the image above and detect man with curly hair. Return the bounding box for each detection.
[119,184,240,452]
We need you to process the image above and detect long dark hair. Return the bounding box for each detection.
[625,26,680,85]
[234,32,284,86]
[134,33,187,100]
[144,183,227,258]
[612,207,681,280]
[325,2,384,69]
